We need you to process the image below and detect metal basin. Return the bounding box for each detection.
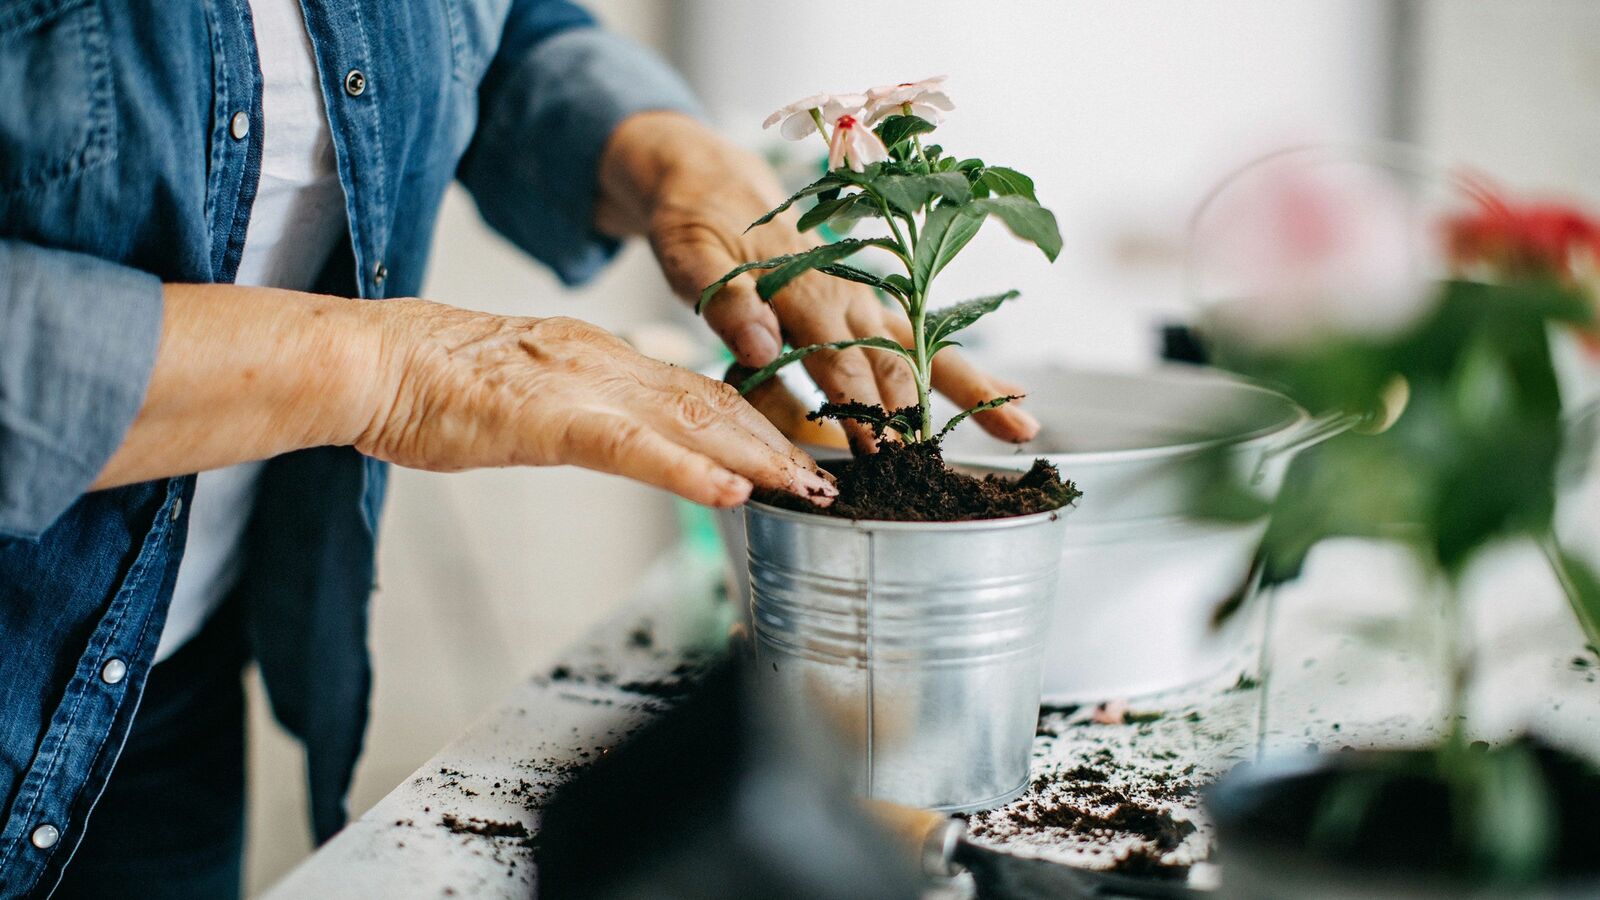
[745,500,1069,812]
[940,364,1348,701]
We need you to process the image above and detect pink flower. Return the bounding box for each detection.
[826,110,890,172]
[1196,156,1438,350]
[865,76,955,125]
[762,92,868,141]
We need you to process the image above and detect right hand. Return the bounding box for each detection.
[355,300,836,508]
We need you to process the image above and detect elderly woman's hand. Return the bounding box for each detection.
[356,301,835,508]
[596,111,1041,449]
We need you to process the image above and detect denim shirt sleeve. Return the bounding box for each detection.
[459,8,700,286]
[0,240,163,539]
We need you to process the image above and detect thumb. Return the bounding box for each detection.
[652,226,783,368]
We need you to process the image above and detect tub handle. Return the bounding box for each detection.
[1262,375,1410,462]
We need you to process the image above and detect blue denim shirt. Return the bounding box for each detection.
[0,1,695,893]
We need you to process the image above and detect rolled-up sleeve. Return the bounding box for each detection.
[0,240,163,539]
[458,3,700,286]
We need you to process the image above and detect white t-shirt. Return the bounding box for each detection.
[155,0,347,661]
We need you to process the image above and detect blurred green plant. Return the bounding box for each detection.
[1199,178,1600,884]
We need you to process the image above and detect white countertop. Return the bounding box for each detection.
[265,538,1599,898]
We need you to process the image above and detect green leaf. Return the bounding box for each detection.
[871,172,972,216]
[926,290,1021,344]
[884,274,914,297]
[938,395,1021,439]
[873,114,935,150]
[816,264,909,302]
[976,166,1038,202]
[1544,542,1600,654]
[1461,743,1555,883]
[698,239,892,312]
[969,196,1062,261]
[752,239,898,300]
[736,337,914,395]
[795,194,861,232]
[745,173,848,232]
[912,204,987,294]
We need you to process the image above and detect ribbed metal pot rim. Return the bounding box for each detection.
[744,500,1067,532]
[954,376,1311,468]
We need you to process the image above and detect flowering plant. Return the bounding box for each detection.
[700,78,1060,443]
[1198,164,1600,883]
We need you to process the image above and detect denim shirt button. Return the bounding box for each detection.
[344,69,366,97]
[31,824,59,849]
[100,658,127,685]
[171,497,183,521]
[372,261,387,284]
[230,111,250,140]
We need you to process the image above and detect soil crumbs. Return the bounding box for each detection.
[755,432,1079,522]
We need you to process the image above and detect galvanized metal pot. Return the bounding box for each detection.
[743,500,1069,813]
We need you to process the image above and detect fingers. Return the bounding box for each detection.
[850,305,919,415]
[930,350,1041,443]
[650,224,782,367]
[652,371,838,501]
[801,343,887,452]
[562,414,754,508]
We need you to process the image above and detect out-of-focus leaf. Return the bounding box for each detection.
[1544,542,1600,654]
[975,166,1038,202]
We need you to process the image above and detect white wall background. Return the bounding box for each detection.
[245,1,1600,893]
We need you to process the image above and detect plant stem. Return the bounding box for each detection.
[902,102,928,164]
[809,108,830,153]
[910,296,933,440]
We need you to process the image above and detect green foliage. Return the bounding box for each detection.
[734,337,912,395]
[745,173,848,231]
[926,290,1020,345]
[912,204,987,295]
[874,172,972,216]
[968,196,1062,261]
[939,395,1021,439]
[974,166,1038,202]
[874,114,935,155]
[705,106,1060,441]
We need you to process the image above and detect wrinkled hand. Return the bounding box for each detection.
[599,112,1041,448]
[356,301,836,508]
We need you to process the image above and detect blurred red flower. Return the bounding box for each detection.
[1445,178,1600,354]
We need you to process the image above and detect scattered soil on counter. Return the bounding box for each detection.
[754,427,1079,522]
[440,813,531,842]
[1110,845,1192,881]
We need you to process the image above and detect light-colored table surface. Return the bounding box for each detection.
[265,538,1599,898]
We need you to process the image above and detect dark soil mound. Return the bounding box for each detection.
[757,438,1079,522]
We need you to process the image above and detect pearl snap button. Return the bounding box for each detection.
[31,824,59,849]
[230,111,250,140]
[101,658,127,685]
[171,497,183,521]
[344,69,366,97]
[373,261,387,283]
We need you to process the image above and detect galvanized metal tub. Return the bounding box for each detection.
[744,500,1069,812]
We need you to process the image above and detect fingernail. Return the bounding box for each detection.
[721,472,753,500]
[794,468,838,499]
[1011,406,1041,434]
[732,324,780,367]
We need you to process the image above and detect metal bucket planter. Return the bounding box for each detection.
[744,499,1069,812]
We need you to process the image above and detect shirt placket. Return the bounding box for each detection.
[299,0,390,300]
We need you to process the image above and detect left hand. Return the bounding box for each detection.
[596,112,1041,449]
